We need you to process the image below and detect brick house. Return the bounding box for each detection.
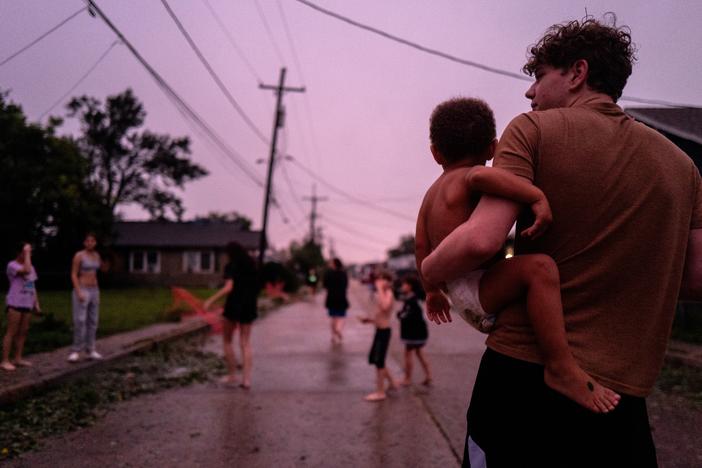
[111,221,261,287]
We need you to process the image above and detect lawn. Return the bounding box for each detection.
[3,287,216,356]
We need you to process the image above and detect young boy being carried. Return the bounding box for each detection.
[415,97,619,413]
[359,271,399,402]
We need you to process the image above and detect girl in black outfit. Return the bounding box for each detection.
[204,242,260,388]
[323,258,349,344]
[397,274,432,386]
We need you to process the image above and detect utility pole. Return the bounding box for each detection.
[258,67,304,266]
[303,184,327,245]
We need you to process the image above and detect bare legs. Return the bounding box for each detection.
[402,347,433,386]
[479,254,620,413]
[1,309,31,371]
[220,318,253,388]
[365,367,398,401]
[330,317,344,344]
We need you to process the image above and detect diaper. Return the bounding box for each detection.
[445,270,496,333]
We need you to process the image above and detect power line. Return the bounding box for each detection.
[287,156,416,222]
[253,0,287,65]
[294,0,699,108]
[0,6,88,68]
[201,0,263,84]
[276,0,306,84]
[160,0,269,144]
[38,40,121,121]
[85,0,264,188]
[322,213,393,246]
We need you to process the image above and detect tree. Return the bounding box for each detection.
[0,91,111,276]
[192,211,252,230]
[387,234,415,258]
[67,89,208,221]
[288,240,325,273]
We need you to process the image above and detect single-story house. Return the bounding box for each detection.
[625,107,702,170]
[110,221,261,287]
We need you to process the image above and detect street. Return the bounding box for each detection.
[9,281,702,467]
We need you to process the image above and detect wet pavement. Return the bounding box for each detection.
[8,281,702,467]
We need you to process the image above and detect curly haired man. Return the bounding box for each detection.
[422,16,702,467]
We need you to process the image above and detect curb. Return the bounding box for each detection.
[0,318,210,407]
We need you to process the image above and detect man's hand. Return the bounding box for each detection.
[521,197,552,239]
[425,291,451,325]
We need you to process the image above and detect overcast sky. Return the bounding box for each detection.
[2,0,701,264]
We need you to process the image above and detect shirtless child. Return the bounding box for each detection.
[359,271,399,402]
[415,97,620,413]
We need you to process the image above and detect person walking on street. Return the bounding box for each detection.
[68,233,105,362]
[2,242,40,371]
[422,16,702,467]
[397,274,432,386]
[323,258,349,344]
[204,242,260,389]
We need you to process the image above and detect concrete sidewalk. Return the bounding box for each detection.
[0,317,209,406]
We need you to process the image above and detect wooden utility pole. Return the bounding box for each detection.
[303,184,327,245]
[258,67,304,266]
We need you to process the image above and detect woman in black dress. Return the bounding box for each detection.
[323,258,349,344]
[204,242,260,388]
[397,274,432,386]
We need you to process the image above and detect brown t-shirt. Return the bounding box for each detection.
[491,95,702,397]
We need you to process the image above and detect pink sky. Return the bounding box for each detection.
[2,0,701,263]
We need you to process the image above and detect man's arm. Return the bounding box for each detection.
[680,228,702,300]
[415,199,452,324]
[468,166,552,239]
[421,195,520,287]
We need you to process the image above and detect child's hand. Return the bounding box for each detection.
[426,291,452,325]
[521,197,552,239]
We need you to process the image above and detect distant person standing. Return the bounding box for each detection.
[68,233,104,363]
[323,258,349,344]
[204,242,260,389]
[397,274,432,386]
[2,242,40,371]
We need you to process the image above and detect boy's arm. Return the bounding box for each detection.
[415,199,452,325]
[467,166,552,238]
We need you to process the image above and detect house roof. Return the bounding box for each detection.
[114,221,261,249]
[625,107,702,145]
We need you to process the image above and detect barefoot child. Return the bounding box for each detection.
[397,274,432,386]
[416,97,620,413]
[359,271,398,402]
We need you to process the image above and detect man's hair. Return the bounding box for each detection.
[523,14,636,101]
[429,97,496,163]
[376,269,393,282]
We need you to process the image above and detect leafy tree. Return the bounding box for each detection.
[288,240,325,273]
[192,211,252,230]
[67,89,208,221]
[387,234,415,258]
[0,91,111,276]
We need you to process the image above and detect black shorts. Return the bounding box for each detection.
[6,305,32,314]
[463,348,657,468]
[368,328,391,369]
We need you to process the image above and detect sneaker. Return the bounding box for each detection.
[67,352,81,363]
[88,350,103,360]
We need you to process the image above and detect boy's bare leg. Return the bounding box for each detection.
[365,368,387,401]
[239,323,253,389]
[416,348,433,385]
[479,255,620,413]
[220,319,238,383]
[401,349,413,385]
[384,367,398,391]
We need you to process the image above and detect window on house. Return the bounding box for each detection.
[129,250,160,273]
[182,250,215,273]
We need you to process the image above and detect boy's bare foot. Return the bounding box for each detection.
[544,362,620,413]
[364,392,386,402]
[421,378,433,387]
[1,361,16,371]
[239,382,251,390]
[219,374,238,385]
[400,378,412,386]
[13,359,32,367]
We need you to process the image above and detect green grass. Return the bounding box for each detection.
[3,288,216,355]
